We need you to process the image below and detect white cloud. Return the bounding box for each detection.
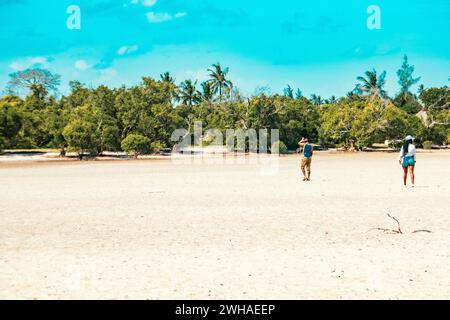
[174,12,187,19]
[131,0,157,7]
[74,60,90,71]
[30,57,47,65]
[8,56,50,70]
[146,11,187,23]
[99,68,117,83]
[9,62,24,70]
[146,12,172,23]
[142,0,157,6]
[117,45,139,56]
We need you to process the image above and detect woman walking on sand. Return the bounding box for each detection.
[399,135,416,188]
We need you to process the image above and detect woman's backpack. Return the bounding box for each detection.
[303,144,312,158]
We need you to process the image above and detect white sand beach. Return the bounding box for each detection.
[0,151,449,299]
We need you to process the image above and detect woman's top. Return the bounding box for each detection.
[398,144,416,161]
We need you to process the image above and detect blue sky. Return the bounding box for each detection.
[0,0,449,98]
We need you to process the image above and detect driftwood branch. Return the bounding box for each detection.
[412,230,432,234]
[369,214,432,235]
[387,214,402,234]
[369,227,401,235]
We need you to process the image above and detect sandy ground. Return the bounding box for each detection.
[0,151,449,300]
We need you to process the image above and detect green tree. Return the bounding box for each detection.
[60,81,90,110]
[179,80,201,106]
[397,55,421,95]
[283,85,294,99]
[319,99,361,148]
[6,68,61,96]
[63,119,97,159]
[17,85,60,148]
[160,72,175,84]
[201,81,214,104]
[417,84,425,95]
[46,103,69,155]
[328,96,337,104]
[115,77,174,146]
[207,63,233,100]
[279,98,319,149]
[310,94,323,105]
[160,72,178,101]
[54,81,91,155]
[415,92,449,145]
[320,97,424,149]
[121,133,151,158]
[393,55,422,114]
[393,92,422,114]
[87,85,117,118]
[355,69,387,98]
[352,99,418,148]
[419,87,450,109]
[0,98,23,150]
[61,84,120,154]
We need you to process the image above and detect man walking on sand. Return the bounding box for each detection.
[299,137,314,181]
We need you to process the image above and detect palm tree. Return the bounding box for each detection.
[295,89,303,99]
[207,63,233,100]
[160,72,178,101]
[355,69,387,98]
[179,80,201,106]
[283,85,294,98]
[310,94,323,106]
[201,81,214,104]
[418,84,425,95]
[347,84,362,98]
[160,72,175,84]
[329,95,337,104]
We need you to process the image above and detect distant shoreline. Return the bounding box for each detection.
[1,148,448,167]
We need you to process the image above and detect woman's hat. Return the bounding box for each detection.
[404,135,414,141]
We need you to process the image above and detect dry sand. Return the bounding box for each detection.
[0,151,449,300]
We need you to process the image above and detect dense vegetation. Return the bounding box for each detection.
[0,56,449,157]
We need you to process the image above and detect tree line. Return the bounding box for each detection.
[0,56,449,158]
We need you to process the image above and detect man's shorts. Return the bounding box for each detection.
[301,157,312,169]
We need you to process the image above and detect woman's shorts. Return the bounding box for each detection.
[402,156,415,168]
